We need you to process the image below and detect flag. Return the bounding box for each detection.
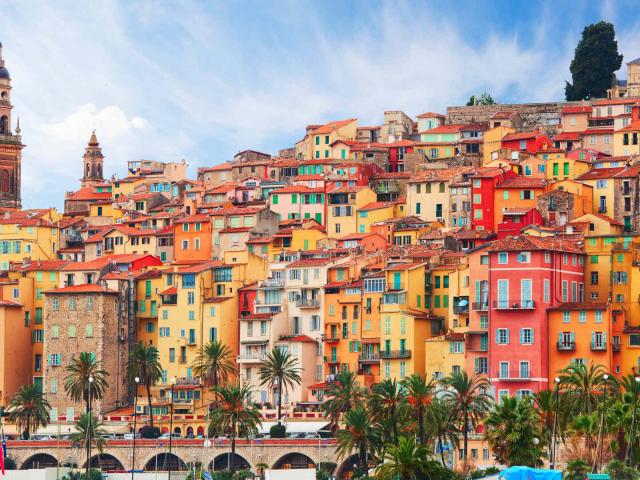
[0,423,6,475]
[202,472,213,480]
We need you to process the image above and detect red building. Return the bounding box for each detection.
[386,140,416,173]
[470,167,516,232]
[496,207,544,239]
[487,235,584,397]
[501,131,552,154]
[238,284,257,319]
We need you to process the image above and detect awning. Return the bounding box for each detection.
[259,421,330,435]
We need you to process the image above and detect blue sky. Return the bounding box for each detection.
[1,0,640,208]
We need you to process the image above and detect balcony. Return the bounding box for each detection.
[259,278,284,288]
[453,297,469,314]
[358,353,380,364]
[498,370,531,381]
[557,341,576,351]
[590,342,607,352]
[324,334,340,343]
[379,349,411,359]
[472,302,489,312]
[613,342,621,352]
[325,356,340,364]
[296,298,320,308]
[493,300,535,310]
[237,353,267,363]
[175,377,200,387]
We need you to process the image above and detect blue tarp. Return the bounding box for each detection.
[499,466,562,480]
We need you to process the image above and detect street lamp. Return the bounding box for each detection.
[550,377,560,470]
[626,375,640,466]
[168,377,176,478]
[595,373,609,473]
[86,375,94,476]
[131,376,140,480]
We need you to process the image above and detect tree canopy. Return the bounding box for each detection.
[565,21,623,100]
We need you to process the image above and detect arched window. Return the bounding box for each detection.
[0,116,7,134]
[1,170,9,193]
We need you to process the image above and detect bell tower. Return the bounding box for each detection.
[0,41,23,211]
[81,130,105,187]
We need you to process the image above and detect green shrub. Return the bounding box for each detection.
[269,423,286,438]
[140,425,161,438]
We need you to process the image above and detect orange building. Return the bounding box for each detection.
[173,214,212,263]
[493,177,547,230]
[548,303,619,386]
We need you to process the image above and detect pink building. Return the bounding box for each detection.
[487,235,584,398]
[268,185,326,224]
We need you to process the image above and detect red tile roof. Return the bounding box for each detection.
[174,214,210,224]
[66,187,112,201]
[497,177,546,188]
[487,235,583,253]
[358,201,392,212]
[417,112,445,118]
[553,132,582,142]
[502,131,541,141]
[409,166,474,183]
[576,167,625,180]
[420,124,466,134]
[561,106,592,114]
[311,118,356,134]
[48,284,117,294]
[272,185,324,194]
[16,260,70,272]
[159,286,177,295]
[176,260,223,274]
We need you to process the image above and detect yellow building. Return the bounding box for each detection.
[0,209,62,270]
[380,262,431,379]
[576,168,622,219]
[295,119,358,160]
[483,126,515,164]
[135,270,163,348]
[356,202,395,234]
[327,186,377,236]
[545,154,590,181]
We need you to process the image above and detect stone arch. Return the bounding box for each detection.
[85,453,125,471]
[210,452,251,471]
[21,453,58,469]
[272,452,316,470]
[197,426,205,436]
[144,452,187,471]
[335,455,359,479]
[186,426,194,437]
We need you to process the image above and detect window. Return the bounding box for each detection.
[496,328,509,344]
[517,252,531,263]
[86,324,93,337]
[563,311,570,323]
[520,328,533,345]
[595,310,603,323]
[51,325,59,338]
[498,252,508,264]
[543,279,550,303]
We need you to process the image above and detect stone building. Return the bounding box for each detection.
[43,284,128,421]
[609,57,640,98]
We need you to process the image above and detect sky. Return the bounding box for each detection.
[1,0,640,209]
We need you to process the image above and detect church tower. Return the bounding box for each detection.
[0,41,24,210]
[81,130,105,187]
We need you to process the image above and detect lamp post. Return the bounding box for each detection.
[86,375,94,476]
[594,373,609,473]
[627,375,640,466]
[550,377,560,470]
[168,377,176,479]
[131,376,140,480]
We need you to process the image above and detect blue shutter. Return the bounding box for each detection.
[530,329,534,344]
[506,329,510,344]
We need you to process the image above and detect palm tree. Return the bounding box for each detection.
[208,383,261,472]
[127,342,162,427]
[64,352,109,413]
[559,361,607,414]
[336,406,377,472]
[369,379,405,446]
[323,370,364,424]
[258,348,301,424]
[484,396,545,467]
[8,384,51,439]
[401,374,434,444]
[191,339,236,405]
[70,413,107,474]
[375,436,430,480]
[534,389,573,446]
[426,398,459,466]
[440,371,491,464]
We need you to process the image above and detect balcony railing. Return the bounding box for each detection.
[296,298,320,308]
[324,334,340,343]
[498,370,531,381]
[591,342,607,351]
[453,304,469,314]
[493,300,535,310]
[358,353,380,364]
[557,341,576,351]
[472,302,489,311]
[237,353,267,362]
[379,349,411,359]
[259,278,284,288]
[175,377,200,386]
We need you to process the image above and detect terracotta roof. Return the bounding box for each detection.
[547,302,609,311]
[311,118,356,134]
[497,177,546,188]
[420,124,466,134]
[409,166,474,183]
[358,201,392,212]
[569,213,623,227]
[176,260,223,274]
[287,256,346,268]
[576,167,625,180]
[487,235,583,253]
[242,313,274,320]
[66,187,112,201]
[502,131,541,141]
[62,254,157,271]
[220,227,252,234]
[17,260,70,272]
[48,284,117,294]
[199,162,232,172]
[455,229,496,240]
[293,174,325,181]
[272,185,324,194]
[246,236,272,244]
[386,262,425,271]
[0,299,22,307]
[174,214,210,224]
[561,106,592,114]
[329,186,368,194]
[159,286,177,295]
[502,207,533,215]
[553,132,582,141]
[581,128,613,134]
[324,279,363,289]
[471,167,509,179]
[592,98,638,105]
[417,112,445,118]
[283,334,318,344]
